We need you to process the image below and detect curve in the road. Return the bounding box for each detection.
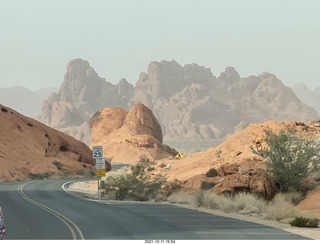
[17,183,84,240]
[0,179,312,240]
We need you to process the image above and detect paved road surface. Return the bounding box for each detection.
[0,179,310,240]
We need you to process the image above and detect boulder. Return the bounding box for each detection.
[89,103,177,164]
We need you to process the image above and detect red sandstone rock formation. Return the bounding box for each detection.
[0,104,95,181]
[89,103,177,164]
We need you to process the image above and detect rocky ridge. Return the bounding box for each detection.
[38,59,319,153]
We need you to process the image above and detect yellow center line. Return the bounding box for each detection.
[18,183,85,240]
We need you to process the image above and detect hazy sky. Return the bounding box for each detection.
[1,0,319,90]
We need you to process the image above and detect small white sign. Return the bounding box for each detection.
[92,146,103,159]
[96,158,106,170]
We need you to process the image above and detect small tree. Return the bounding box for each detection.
[251,129,320,193]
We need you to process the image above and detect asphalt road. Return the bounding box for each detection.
[0,179,310,240]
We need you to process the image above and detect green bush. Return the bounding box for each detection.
[100,174,129,200]
[200,181,216,190]
[205,168,218,177]
[290,217,319,228]
[251,129,320,193]
[131,156,154,180]
[100,156,181,202]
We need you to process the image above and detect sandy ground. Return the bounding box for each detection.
[66,180,320,240]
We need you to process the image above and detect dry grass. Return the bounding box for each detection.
[167,192,194,204]
[169,190,317,222]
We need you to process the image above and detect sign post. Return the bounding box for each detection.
[92,146,104,199]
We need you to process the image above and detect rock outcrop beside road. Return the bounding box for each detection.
[160,120,320,199]
[0,104,95,181]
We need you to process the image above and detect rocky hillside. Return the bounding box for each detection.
[38,59,319,151]
[153,120,320,200]
[89,102,177,164]
[0,104,95,181]
[292,83,320,115]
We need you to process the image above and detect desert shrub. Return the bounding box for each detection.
[27,172,50,180]
[202,191,220,209]
[279,191,304,205]
[161,179,182,199]
[127,174,165,201]
[147,167,155,172]
[167,192,195,204]
[160,162,166,168]
[100,157,168,201]
[290,217,319,228]
[212,192,265,214]
[205,168,218,177]
[50,170,70,179]
[131,156,154,180]
[233,193,266,215]
[200,181,216,190]
[310,171,320,182]
[264,193,300,221]
[101,174,129,200]
[193,190,314,221]
[217,150,222,158]
[251,129,320,193]
[52,161,62,170]
[195,191,265,215]
[194,191,206,207]
[302,125,309,132]
[76,169,86,176]
[89,167,96,177]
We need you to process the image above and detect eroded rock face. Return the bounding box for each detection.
[39,58,319,149]
[162,120,320,199]
[0,104,95,181]
[89,103,177,164]
[39,59,134,144]
[131,61,318,141]
[214,162,274,200]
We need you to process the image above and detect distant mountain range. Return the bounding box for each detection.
[0,86,57,118]
[292,83,320,115]
[36,58,319,149]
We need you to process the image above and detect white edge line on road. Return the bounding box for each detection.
[61,181,111,205]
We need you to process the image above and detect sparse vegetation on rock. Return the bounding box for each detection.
[52,161,62,170]
[205,168,218,177]
[200,181,216,190]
